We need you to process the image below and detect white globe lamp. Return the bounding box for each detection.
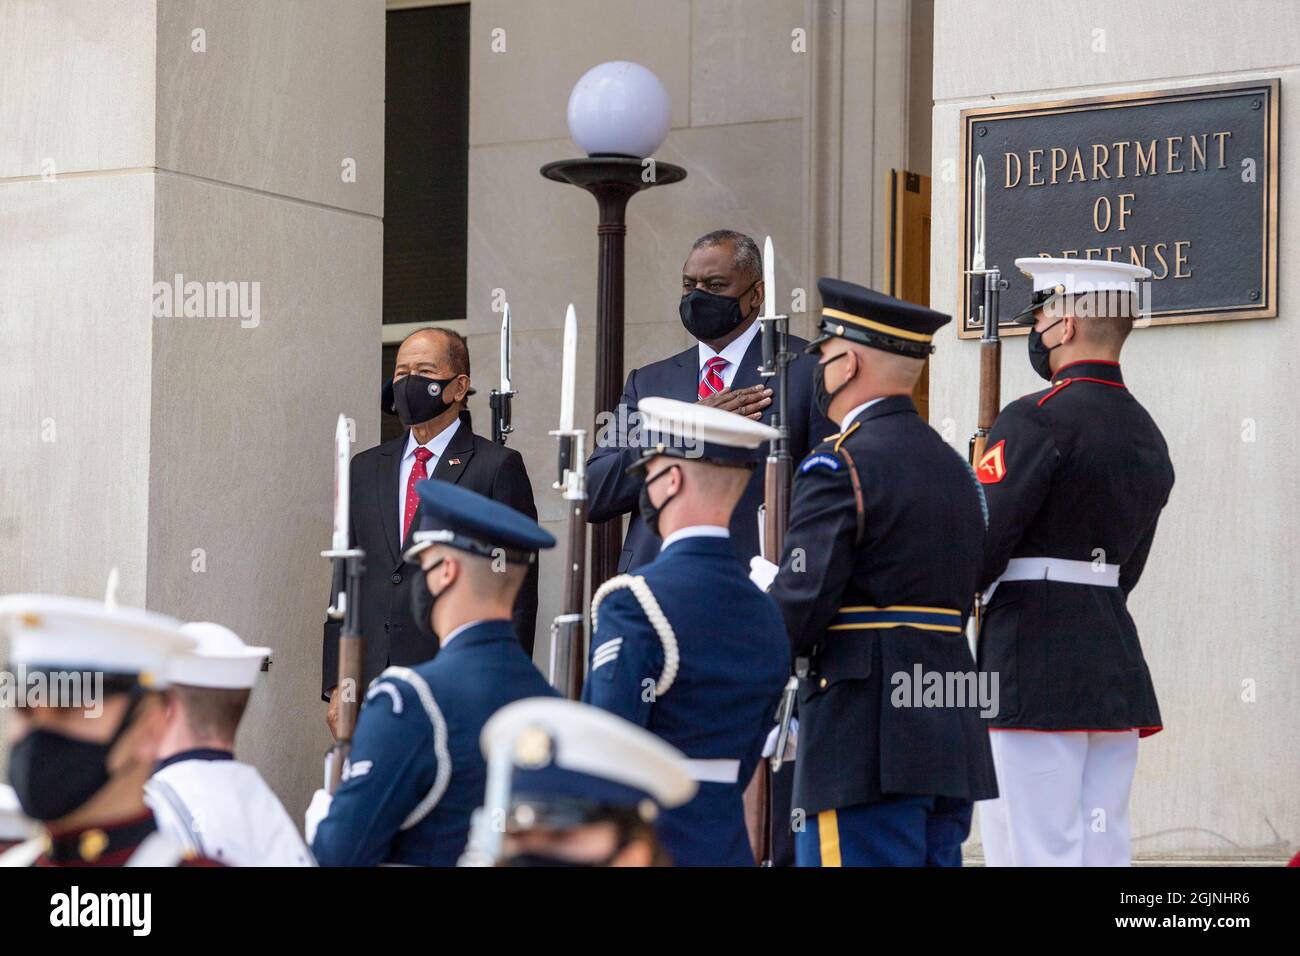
[566,61,672,159]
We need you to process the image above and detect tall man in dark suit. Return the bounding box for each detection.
[587,230,831,573]
[322,328,540,733]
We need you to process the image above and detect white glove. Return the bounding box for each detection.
[304,788,333,846]
[761,718,799,759]
[749,555,779,591]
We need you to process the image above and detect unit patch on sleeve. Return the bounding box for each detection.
[800,453,842,474]
[976,440,1007,484]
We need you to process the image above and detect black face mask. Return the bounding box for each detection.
[679,282,756,342]
[1027,318,1064,381]
[637,466,680,538]
[410,558,446,639]
[393,374,458,427]
[812,351,850,419]
[8,693,143,822]
[502,845,626,867]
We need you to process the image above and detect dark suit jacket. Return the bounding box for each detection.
[320,419,540,698]
[586,328,832,572]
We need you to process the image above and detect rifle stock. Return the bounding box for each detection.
[325,550,365,794]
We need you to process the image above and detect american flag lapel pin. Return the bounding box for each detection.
[448,458,461,466]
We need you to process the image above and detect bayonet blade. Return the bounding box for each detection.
[972,154,987,272]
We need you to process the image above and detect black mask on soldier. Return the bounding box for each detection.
[1027,317,1065,381]
[410,558,447,639]
[8,691,144,822]
[812,351,851,419]
[637,466,680,538]
[679,282,756,342]
[393,374,458,427]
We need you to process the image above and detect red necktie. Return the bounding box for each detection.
[403,447,434,542]
[698,356,728,399]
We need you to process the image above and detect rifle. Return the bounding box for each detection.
[490,303,516,445]
[967,154,1002,649]
[547,304,588,700]
[322,414,366,794]
[751,235,795,867]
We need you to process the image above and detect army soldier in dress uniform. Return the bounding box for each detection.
[975,258,1173,868]
[309,479,559,866]
[768,279,997,867]
[0,594,220,868]
[582,396,790,866]
[147,622,313,866]
[463,697,697,867]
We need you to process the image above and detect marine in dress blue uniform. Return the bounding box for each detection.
[463,697,697,866]
[582,397,791,866]
[975,258,1174,867]
[309,480,559,866]
[768,280,997,867]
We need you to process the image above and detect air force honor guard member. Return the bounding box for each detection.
[975,258,1173,867]
[147,622,313,866]
[0,594,220,867]
[769,280,997,867]
[463,698,697,867]
[309,480,559,866]
[583,396,790,866]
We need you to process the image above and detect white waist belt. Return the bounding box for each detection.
[683,758,741,784]
[983,556,1120,606]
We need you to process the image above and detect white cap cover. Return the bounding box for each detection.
[0,594,194,687]
[167,622,271,690]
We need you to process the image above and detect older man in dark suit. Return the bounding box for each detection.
[322,328,539,733]
[587,230,831,573]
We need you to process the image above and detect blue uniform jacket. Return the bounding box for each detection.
[312,619,558,866]
[582,535,790,866]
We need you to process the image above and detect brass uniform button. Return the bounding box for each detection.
[819,677,828,689]
[79,828,109,862]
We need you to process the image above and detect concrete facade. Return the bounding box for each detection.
[0,0,384,822]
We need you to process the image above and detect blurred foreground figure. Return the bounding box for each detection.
[0,594,219,867]
[463,697,696,867]
[147,622,313,866]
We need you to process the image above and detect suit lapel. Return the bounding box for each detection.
[728,329,765,392]
[671,346,701,402]
[430,420,476,485]
[377,432,407,564]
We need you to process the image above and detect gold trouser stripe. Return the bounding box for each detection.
[823,307,934,343]
[818,809,842,867]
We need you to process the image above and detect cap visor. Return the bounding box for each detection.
[804,332,832,353]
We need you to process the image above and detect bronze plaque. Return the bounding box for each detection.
[959,80,1279,337]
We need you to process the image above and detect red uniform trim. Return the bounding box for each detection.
[1035,375,1127,407]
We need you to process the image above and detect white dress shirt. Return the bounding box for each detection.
[840,397,888,433]
[696,318,762,391]
[660,524,731,552]
[398,417,461,532]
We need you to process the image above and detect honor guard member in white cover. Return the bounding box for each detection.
[146,622,313,866]
[309,479,560,866]
[582,396,790,866]
[975,258,1173,867]
[0,594,221,867]
[768,279,997,867]
[463,697,697,867]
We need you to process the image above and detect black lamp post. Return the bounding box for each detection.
[540,77,687,587]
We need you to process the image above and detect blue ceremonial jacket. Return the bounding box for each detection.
[312,619,558,866]
[582,534,790,866]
